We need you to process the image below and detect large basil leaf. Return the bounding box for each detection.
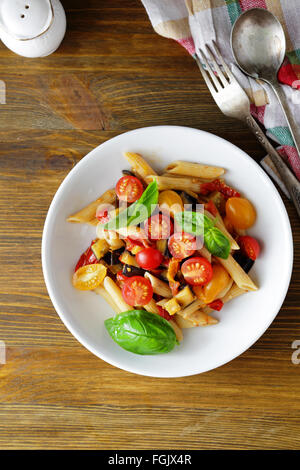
[174,211,214,235]
[204,227,230,259]
[105,309,177,355]
[104,180,158,230]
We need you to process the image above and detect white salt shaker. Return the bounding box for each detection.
[0,0,66,58]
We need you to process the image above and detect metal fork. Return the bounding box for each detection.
[195,41,300,218]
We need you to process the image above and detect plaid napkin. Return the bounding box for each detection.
[141,0,300,192]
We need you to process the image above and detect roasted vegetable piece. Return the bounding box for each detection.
[166,258,180,296]
[233,251,255,273]
[91,239,110,260]
[102,248,125,265]
[119,250,139,267]
[122,264,145,277]
[164,298,181,316]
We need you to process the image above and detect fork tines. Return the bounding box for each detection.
[195,40,235,93]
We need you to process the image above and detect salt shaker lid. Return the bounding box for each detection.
[0,0,53,40]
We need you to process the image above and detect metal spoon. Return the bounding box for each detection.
[231,7,300,159]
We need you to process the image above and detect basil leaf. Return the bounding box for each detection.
[127,179,158,226]
[105,309,177,355]
[104,180,158,230]
[174,211,214,235]
[204,227,230,259]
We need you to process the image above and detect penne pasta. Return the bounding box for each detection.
[161,172,213,183]
[145,175,203,193]
[123,152,157,183]
[103,276,131,312]
[144,272,172,298]
[217,255,258,291]
[197,246,212,263]
[221,283,247,303]
[174,314,196,329]
[169,319,183,342]
[144,298,159,314]
[165,161,225,179]
[177,308,218,327]
[67,189,116,225]
[179,299,207,318]
[94,286,121,313]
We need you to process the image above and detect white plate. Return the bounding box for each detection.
[42,126,293,377]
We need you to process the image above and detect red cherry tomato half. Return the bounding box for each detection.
[136,247,163,270]
[122,276,153,306]
[75,241,98,272]
[238,236,260,260]
[144,213,173,240]
[116,175,144,203]
[168,232,197,260]
[181,257,213,286]
[208,299,224,311]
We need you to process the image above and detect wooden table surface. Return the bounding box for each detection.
[0,0,299,450]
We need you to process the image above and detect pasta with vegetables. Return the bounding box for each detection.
[68,153,260,355]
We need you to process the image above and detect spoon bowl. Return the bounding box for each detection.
[231,8,285,80]
[231,7,300,159]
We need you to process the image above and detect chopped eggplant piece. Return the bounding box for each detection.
[122,169,135,177]
[102,249,123,265]
[122,264,145,277]
[233,251,254,273]
[208,191,226,215]
[91,239,109,260]
[109,264,123,275]
[180,191,198,211]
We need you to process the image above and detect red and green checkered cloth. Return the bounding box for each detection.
[141,0,300,185]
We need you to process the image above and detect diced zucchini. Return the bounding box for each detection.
[91,239,109,260]
[119,251,139,267]
[175,286,195,307]
[164,298,181,316]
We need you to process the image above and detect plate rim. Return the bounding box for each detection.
[42,125,294,377]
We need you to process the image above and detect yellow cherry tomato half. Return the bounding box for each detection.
[72,263,107,291]
[193,264,231,304]
[225,197,256,230]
